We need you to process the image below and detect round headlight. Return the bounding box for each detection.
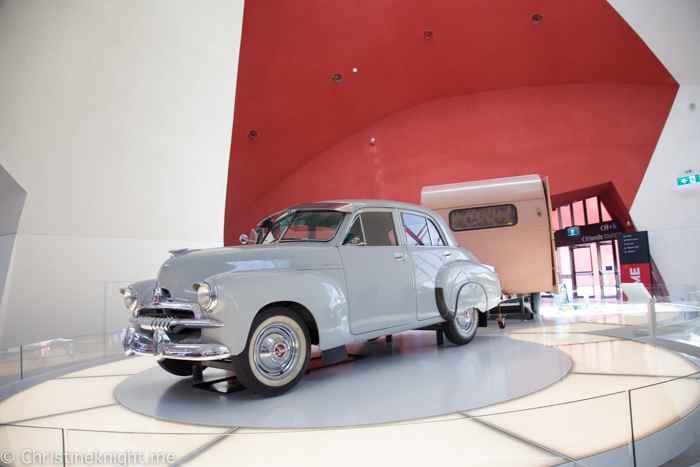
[120,287,137,312]
[194,280,218,312]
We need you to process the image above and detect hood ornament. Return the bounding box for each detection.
[168,248,189,258]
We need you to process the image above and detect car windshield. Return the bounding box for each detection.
[258,210,345,244]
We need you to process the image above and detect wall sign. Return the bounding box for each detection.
[554,220,625,247]
[677,174,699,186]
[617,231,652,291]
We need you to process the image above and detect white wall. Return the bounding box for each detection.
[607,0,700,86]
[608,1,700,287]
[630,86,700,286]
[0,0,244,348]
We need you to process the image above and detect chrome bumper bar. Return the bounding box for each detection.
[123,328,231,361]
[129,315,224,331]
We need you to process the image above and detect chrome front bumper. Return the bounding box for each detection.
[123,328,231,361]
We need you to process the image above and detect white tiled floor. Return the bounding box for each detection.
[1,303,699,467]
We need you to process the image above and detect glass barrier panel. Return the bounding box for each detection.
[19,329,126,380]
[0,346,21,387]
[653,286,700,349]
[630,371,700,467]
[0,425,64,467]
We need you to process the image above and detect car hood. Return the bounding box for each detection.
[157,244,343,302]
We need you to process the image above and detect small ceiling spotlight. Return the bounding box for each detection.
[332,73,343,84]
[353,68,358,73]
[370,138,376,145]
[423,30,434,41]
[531,14,542,25]
[247,130,258,140]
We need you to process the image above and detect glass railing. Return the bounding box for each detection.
[0,286,699,466]
[0,329,127,388]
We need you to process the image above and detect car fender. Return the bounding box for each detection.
[201,268,350,356]
[435,261,501,320]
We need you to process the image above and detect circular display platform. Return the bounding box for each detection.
[115,329,571,428]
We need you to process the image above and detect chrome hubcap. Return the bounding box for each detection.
[456,308,474,333]
[253,322,300,380]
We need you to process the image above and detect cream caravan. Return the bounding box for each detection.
[421,175,558,311]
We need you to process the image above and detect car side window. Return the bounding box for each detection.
[427,218,445,246]
[402,213,445,246]
[343,216,366,245]
[344,212,397,246]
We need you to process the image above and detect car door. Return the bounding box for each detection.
[339,209,416,334]
[400,211,463,320]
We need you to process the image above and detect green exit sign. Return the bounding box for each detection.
[567,227,579,236]
[678,174,700,186]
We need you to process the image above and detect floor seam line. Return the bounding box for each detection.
[4,403,120,425]
[171,427,239,467]
[458,411,578,463]
[568,372,697,378]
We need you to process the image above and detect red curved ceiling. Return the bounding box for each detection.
[225,0,677,244]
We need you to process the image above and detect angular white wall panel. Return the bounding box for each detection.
[609,1,700,286]
[0,0,243,241]
[608,0,700,85]
[0,234,17,336]
[631,86,700,286]
[0,1,243,346]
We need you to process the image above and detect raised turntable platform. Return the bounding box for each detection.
[115,329,571,428]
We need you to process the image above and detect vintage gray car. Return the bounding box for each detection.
[121,200,501,396]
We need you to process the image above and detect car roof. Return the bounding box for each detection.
[279,200,459,247]
[288,199,437,215]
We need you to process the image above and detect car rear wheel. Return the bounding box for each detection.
[158,358,198,377]
[441,307,478,345]
[231,307,310,396]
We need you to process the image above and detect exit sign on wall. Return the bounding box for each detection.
[677,174,700,185]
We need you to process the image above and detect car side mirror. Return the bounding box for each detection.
[240,229,258,245]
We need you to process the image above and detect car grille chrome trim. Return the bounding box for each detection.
[136,301,204,319]
[131,315,224,331]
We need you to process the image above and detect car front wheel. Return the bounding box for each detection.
[441,307,478,345]
[231,307,311,396]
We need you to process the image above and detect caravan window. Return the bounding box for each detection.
[449,204,518,231]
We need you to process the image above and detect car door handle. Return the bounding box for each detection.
[394,252,407,262]
[443,251,453,257]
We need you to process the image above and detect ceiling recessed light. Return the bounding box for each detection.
[532,14,542,25]
[332,73,343,84]
[423,30,434,41]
